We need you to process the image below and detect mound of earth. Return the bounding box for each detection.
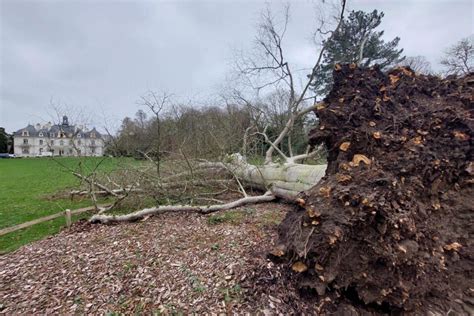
[276,65,473,314]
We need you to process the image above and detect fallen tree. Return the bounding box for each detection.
[74,1,348,224]
[273,65,473,314]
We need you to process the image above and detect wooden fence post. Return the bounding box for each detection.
[65,209,72,228]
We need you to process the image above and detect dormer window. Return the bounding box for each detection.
[77,133,81,138]
[50,133,55,138]
[22,131,29,136]
[91,132,96,138]
[39,132,43,137]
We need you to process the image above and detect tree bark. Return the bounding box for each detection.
[206,154,327,199]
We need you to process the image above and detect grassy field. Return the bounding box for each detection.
[0,157,134,253]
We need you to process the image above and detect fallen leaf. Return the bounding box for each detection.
[334,64,342,71]
[369,121,377,127]
[349,63,357,69]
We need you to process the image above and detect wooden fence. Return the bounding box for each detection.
[0,204,109,236]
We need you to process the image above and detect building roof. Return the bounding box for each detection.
[14,116,102,139]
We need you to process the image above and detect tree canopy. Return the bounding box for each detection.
[310,9,405,96]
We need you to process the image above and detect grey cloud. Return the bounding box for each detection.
[1,0,472,133]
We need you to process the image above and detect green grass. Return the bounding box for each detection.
[207,208,255,225]
[0,157,134,253]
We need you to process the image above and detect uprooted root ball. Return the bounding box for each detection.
[275,65,473,313]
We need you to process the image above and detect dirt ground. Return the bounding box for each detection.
[0,203,330,315]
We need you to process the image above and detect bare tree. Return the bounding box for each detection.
[440,36,473,76]
[139,91,173,176]
[399,56,432,74]
[233,1,347,164]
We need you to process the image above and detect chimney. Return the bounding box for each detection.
[35,123,41,130]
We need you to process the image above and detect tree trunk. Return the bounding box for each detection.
[89,155,327,224]
[219,155,327,199]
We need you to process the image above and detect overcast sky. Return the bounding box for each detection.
[1,0,472,133]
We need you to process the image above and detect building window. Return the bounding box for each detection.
[77,140,81,145]
[22,131,29,136]
[69,140,74,145]
[91,148,96,154]
[23,139,28,144]
[91,140,96,146]
[77,133,81,138]
[91,132,96,138]
[39,139,43,145]
[22,148,29,154]
[39,148,43,154]
[69,149,73,155]
[60,140,64,146]
[50,133,55,138]
[39,132,43,137]
[51,140,54,145]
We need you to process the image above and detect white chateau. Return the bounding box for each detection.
[13,116,104,157]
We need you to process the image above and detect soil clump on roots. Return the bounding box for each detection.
[276,65,473,314]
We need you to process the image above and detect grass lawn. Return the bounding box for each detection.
[0,157,134,253]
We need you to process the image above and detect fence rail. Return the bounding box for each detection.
[0,204,109,236]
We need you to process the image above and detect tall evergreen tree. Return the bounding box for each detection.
[0,127,9,153]
[311,10,405,96]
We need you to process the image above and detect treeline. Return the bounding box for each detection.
[107,101,312,160]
